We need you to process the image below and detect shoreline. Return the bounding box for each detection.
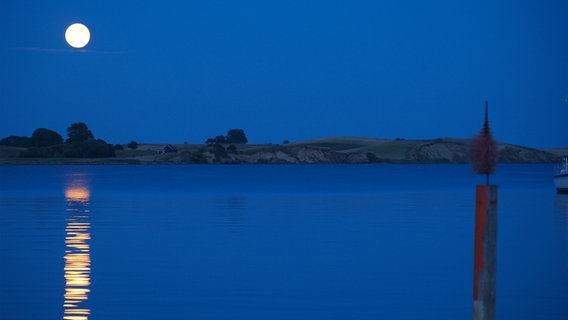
[1,137,564,165]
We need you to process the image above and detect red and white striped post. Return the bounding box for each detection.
[470,101,499,320]
[473,185,497,320]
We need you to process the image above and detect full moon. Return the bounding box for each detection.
[65,23,90,48]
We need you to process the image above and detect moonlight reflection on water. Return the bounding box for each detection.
[63,175,92,320]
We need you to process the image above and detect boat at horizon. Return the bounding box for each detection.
[554,156,568,193]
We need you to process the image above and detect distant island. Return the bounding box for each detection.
[0,123,565,165]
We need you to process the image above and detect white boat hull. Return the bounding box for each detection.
[554,174,568,193]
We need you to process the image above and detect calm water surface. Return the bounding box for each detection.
[1,164,567,319]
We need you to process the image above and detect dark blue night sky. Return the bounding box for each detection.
[1,0,567,148]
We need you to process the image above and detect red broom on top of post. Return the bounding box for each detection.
[470,101,499,184]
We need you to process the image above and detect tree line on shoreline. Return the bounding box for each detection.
[0,122,116,158]
[0,123,250,158]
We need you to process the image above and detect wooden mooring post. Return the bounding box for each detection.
[473,185,497,320]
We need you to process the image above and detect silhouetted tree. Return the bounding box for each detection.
[66,122,94,144]
[227,129,248,144]
[0,136,30,147]
[61,122,115,158]
[30,128,63,147]
[63,140,115,158]
[206,136,229,145]
[127,141,138,150]
[215,135,228,144]
[206,129,248,145]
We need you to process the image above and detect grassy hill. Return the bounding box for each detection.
[288,137,558,163]
[0,137,562,164]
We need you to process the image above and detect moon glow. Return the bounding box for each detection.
[65,23,90,48]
